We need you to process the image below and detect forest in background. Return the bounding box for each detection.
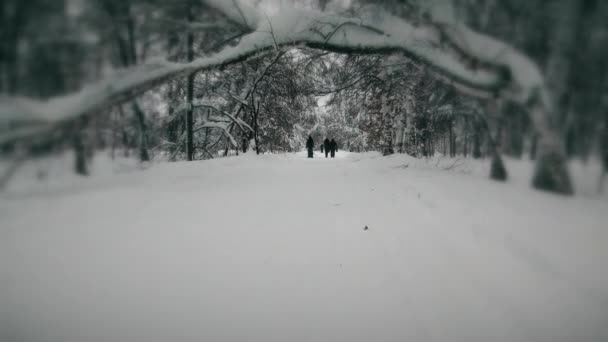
[1,0,607,194]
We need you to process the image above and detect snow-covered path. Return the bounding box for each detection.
[1,152,607,342]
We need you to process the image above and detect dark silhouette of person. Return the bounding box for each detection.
[320,144,324,154]
[323,138,330,158]
[306,136,314,158]
[330,139,337,158]
[242,138,248,153]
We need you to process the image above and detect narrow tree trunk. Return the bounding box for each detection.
[186,74,194,160]
[201,123,210,160]
[599,110,608,193]
[394,109,406,153]
[73,119,89,176]
[132,102,150,162]
[5,31,19,94]
[0,2,5,94]
[111,110,117,160]
[254,100,260,155]
[126,7,137,66]
[462,116,469,158]
[508,110,525,158]
[483,101,508,181]
[116,106,130,157]
[603,112,608,174]
[472,119,482,159]
[381,96,394,156]
[4,1,26,95]
[529,134,538,160]
[448,119,455,158]
[185,2,195,161]
[404,95,416,156]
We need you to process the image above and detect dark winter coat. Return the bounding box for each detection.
[306,136,314,149]
[323,138,330,150]
[330,139,337,152]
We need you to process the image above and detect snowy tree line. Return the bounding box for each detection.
[1,0,607,194]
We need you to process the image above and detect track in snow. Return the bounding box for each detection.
[1,151,607,342]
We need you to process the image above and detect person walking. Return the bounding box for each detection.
[323,138,330,158]
[306,136,315,158]
[330,138,337,158]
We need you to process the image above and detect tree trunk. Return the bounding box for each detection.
[4,1,27,95]
[484,126,507,181]
[463,116,469,157]
[394,109,406,153]
[532,147,572,194]
[529,97,573,195]
[448,119,455,158]
[0,1,5,94]
[5,27,20,94]
[529,0,582,195]
[242,138,248,153]
[132,102,150,162]
[186,73,194,160]
[490,151,507,181]
[599,110,608,193]
[381,95,394,156]
[254,100,260,155]
[107,1,149,162]
[111,110,118,160]
[483,101,508,181]
[223,139,229,157]
[185,2,195,161]
[529,134,538,160]
[126,7,137,66]
[249,96,260,154]
[73,120,89,176]
[394,120,404,153]
[472,119,482,159]
[508,109,525,158]
[603,111,608,175]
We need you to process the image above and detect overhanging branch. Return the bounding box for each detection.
[0,4,542,146]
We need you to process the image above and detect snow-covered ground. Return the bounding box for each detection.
[1,151,607,342]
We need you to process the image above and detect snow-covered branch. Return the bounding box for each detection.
[197,104,253,133]
[203,0,261,31]
[0,2,545,146]
[195,122,238,147]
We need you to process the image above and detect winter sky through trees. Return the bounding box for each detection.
[0,0,607,341]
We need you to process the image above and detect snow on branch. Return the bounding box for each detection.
[197,104,253,133]
[196,122,238,147]
[0,2,546,144]
[203,0,261,31]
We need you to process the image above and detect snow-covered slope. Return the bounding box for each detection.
[1,152,607,342]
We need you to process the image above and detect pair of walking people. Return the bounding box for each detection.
[323,138,338,158]
[305,136,337,158]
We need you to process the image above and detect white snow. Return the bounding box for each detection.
[1,1,544,145]
[1,152,607,342]
[203,0,262,29]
